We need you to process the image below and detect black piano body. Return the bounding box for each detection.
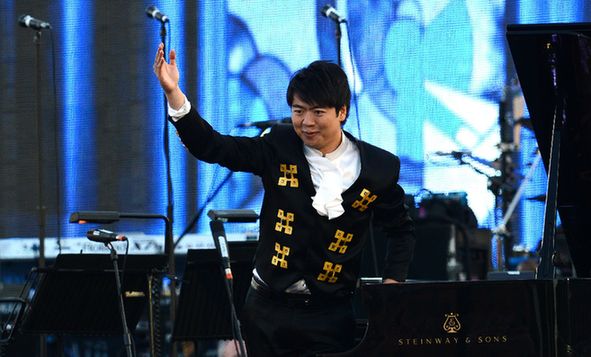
[326,22,591,357]
[327,279,591,357]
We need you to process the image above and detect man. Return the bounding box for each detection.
[153,43,414,356]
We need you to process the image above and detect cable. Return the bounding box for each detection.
[49,29,62,254]
[222,275,246,357]
[344,22,362,141]
[116,239,133,355]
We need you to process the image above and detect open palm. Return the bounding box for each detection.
[154,43,179,94]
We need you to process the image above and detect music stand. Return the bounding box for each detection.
[172,242,256,341]
[18,254,167,350]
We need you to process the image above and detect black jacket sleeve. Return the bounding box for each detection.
[372,156,415,281]
[170,105,269,176]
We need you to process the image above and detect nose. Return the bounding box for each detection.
[301,111,314,126]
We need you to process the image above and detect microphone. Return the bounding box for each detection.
[321,4,347,23]
[237,117,291,129]
[434,150,494,168]
[86,229,127,243]
[210,220,233,280]
[18,15,52,30]
[434,150,471,159]
[145,5,169,23]
[217,235,233,280]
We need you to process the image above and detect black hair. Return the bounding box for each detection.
[286,60,351,122]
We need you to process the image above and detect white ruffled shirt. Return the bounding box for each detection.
[304,133,361,220]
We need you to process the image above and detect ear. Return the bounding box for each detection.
[338,106,347,122]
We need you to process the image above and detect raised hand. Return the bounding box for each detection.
[153,43,185,109]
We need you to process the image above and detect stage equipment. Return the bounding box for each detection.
[411,192,483,280]
[93,234,134,357]
[145,6,169,23]
[17,14,54,269]
[18,16,54,356]
[236,117,292,129]
[207,210,257,357]
[507,23,591,279]
[492,153,542,269]
[18,15,51,30]
[321,4,347,24]
[431,146,519,269]
[408,222,492,281]
[87,228,127,243]
[146,10,176,353]
[70,211,172,356]
[0,298,26,345]
[494,82,522,269]
[17,253,167,357]
[172,243,256,341]
[320,4,346,67]
[69,211,171,256]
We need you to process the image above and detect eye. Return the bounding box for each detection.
[314,110,325,116]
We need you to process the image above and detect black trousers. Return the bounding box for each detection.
[240,285,356,357]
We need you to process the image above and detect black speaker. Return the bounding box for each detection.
[407,222,491,281]
[407,222,455,280]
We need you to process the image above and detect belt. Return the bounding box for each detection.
[250,277,350,308]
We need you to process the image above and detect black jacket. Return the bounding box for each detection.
[172,106,415,297]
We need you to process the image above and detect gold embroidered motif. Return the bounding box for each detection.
[274,209,294,235]
[328,230,353,254]
[352,188,377,212]
[271,243,290,269]
[278,164,299,188]
[317,261,343,283]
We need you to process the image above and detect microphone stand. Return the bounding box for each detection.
[33,29,48,357]
[34,30,46,273]
[334,20,343,68]
[105,242,134,357]
[209,220,247,357]
[159,21,178,357]
[161,21,172,231]
[492,153,542,270]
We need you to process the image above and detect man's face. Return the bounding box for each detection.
[291,95,346,154]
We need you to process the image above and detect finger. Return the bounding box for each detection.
[157,50,167,67]
[154,44,164,65]
[169,49,176,66]
[153,57,161,75]
[153,54,161,73]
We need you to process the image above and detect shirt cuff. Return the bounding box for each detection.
[168,95,191,122]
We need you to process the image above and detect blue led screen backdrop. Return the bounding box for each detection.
[1,0,591,253]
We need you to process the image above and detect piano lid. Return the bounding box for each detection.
[506,23,591,277]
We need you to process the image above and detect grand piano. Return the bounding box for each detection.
[325,23,591,357]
